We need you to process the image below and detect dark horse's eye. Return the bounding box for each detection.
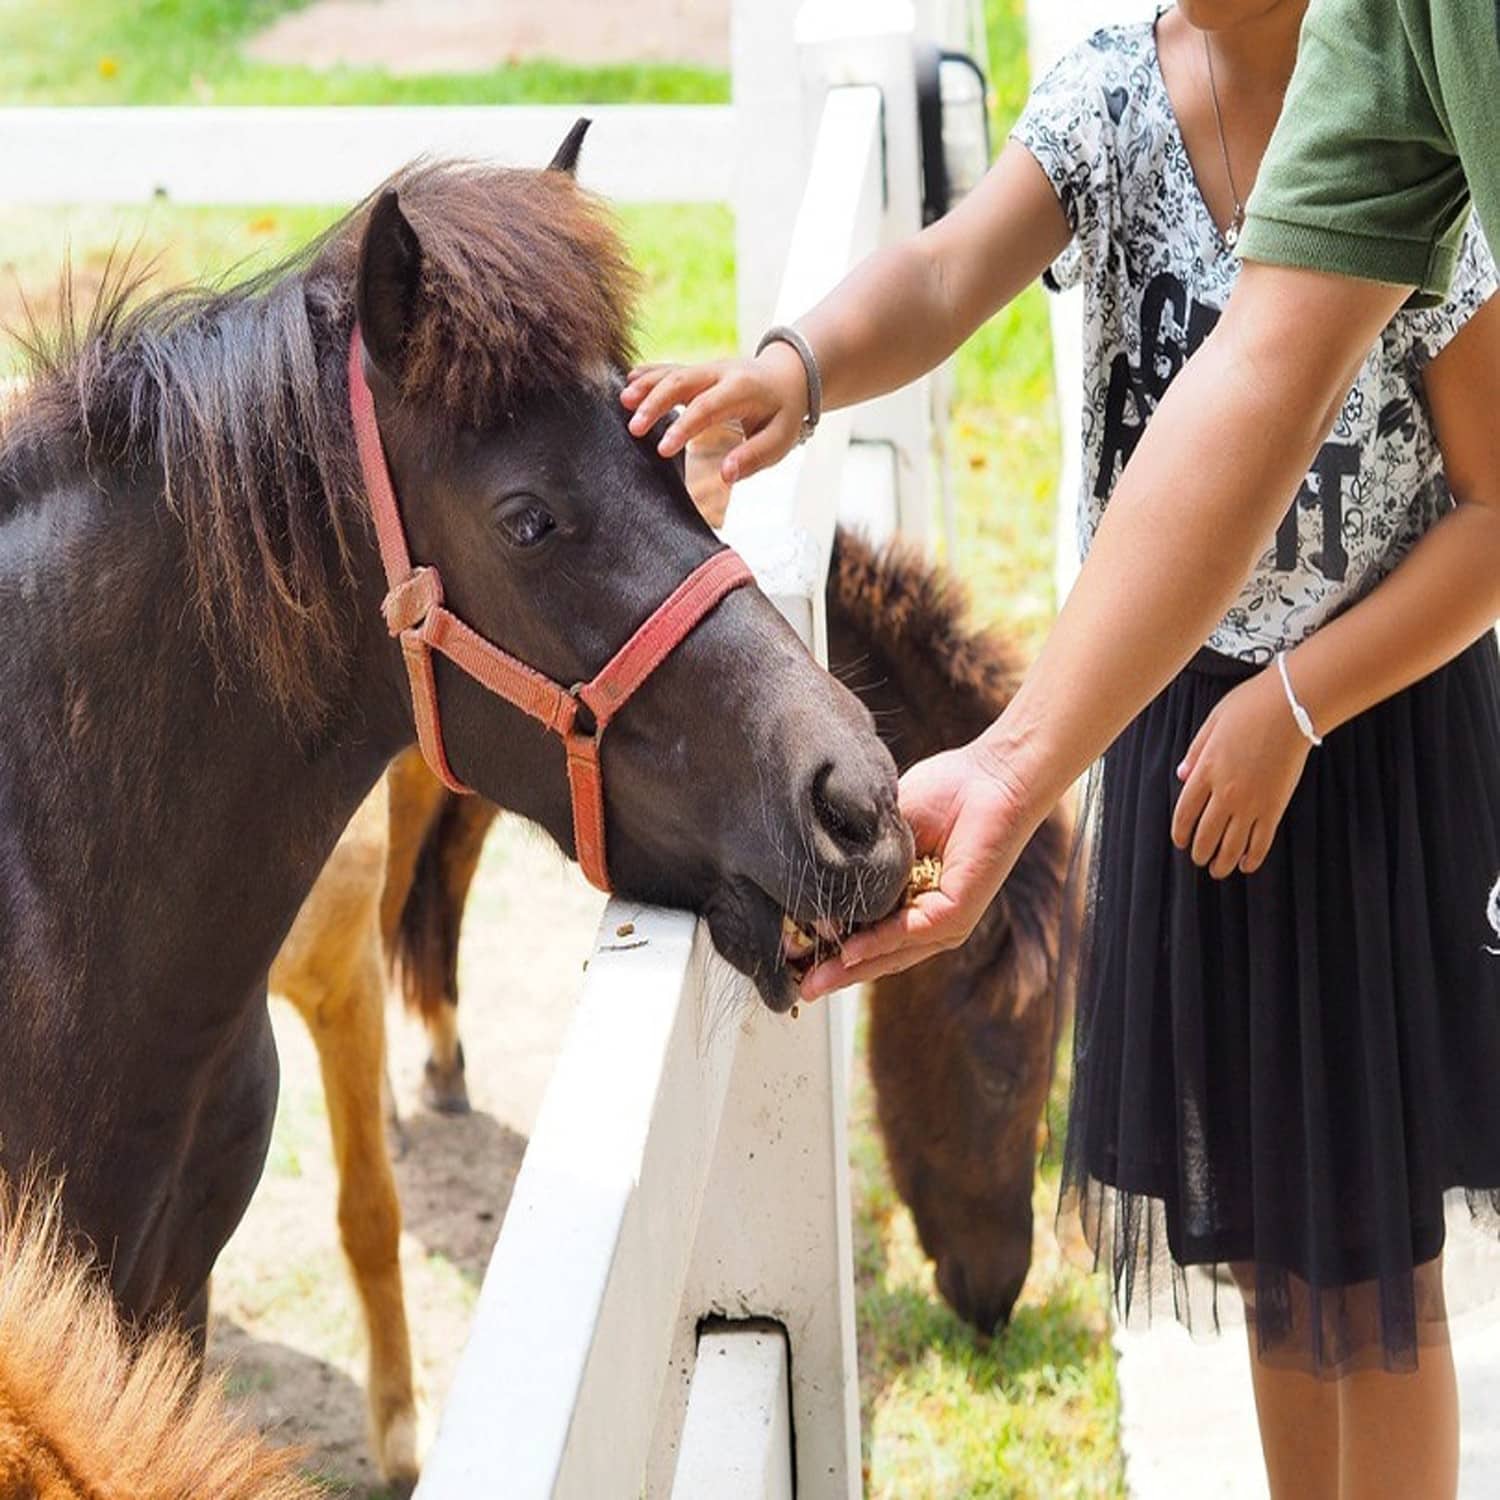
[495,496,557,550]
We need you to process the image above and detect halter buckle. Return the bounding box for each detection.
[381,565,444,637]
[566,682,599,739]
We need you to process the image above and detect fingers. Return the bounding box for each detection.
[800,942,954,1000]
[722,412,800,483]
[831,901,951,969]
[1208,815,1252,880]
[620,363,674,409]
[1189,793,1231,867]
[625,365,722,439]
[1240,819,1273,875]
[1171,767,1212,850]
[658,379,757,459]
[1178,717,1212,783]
[620,363,683,416]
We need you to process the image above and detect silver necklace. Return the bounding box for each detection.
[1203,33,1246,247]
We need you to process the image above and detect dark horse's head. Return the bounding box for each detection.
[4,129,912,1006]
[342,132,912,1007]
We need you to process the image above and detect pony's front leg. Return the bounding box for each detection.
[305,940,420,1491]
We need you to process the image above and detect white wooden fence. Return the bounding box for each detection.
[0,4,956,1492]
[419,8,938,1493]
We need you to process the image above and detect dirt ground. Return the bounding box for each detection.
[246,0,729,74]
[208,818,607,1496]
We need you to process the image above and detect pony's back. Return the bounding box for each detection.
[0,1180,317,1500]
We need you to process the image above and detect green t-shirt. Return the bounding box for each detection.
[1239,0,1500,306]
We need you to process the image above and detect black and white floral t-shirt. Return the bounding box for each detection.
[1012,20,1498,662]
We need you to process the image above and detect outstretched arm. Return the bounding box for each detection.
[805,261,1412,996]
[622,142,1071,480]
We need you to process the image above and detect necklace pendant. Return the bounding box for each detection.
[1224,221,1240,250]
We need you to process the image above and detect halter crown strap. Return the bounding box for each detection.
[347,328,754,892]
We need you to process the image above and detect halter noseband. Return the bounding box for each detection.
[347,328,754,892]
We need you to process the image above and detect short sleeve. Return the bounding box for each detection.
[1009,34,1118,295]
[1238,0,1471,306]
[1399,220,1499,368]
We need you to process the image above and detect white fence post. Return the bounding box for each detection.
[732,0,811,349]
[645,76,894,1500]
[795,1,934,546]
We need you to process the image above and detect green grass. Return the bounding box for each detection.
[0,0,728,105]
[0,0,1117,1490]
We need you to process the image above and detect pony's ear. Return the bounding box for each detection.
[548,118,591,176]
[356,188,423,377]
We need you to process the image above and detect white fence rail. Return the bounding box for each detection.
[0,104,734,204]
[412,909,736,1497]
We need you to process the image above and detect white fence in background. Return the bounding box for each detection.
[2,3,953,1493]
[0,104,735,204]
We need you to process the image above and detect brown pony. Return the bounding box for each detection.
[0,1180,317,1500]
[0,131,915,1496]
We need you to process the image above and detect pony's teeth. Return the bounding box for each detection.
[780,915,815,960]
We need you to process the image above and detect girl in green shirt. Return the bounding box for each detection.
[626,4,1500,1495]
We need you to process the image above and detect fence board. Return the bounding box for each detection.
[670,1325,794,1500]
[413,907,739,1500]
[0,104,734,204]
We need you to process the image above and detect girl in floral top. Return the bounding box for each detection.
[623,4,1500,1494]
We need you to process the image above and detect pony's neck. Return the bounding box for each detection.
[0,462,406,1016]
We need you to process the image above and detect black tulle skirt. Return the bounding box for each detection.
[1062,634,1500,1375]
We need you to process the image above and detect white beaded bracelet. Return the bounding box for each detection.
[1276,651,1323,747]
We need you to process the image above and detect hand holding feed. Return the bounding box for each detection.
[799,740,1031,998]
[620,341,810,484]
[1171,663,1313,878]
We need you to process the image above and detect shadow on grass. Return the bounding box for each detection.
[390,1106,528,1289]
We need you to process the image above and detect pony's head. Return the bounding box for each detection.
[352,135,913,1008]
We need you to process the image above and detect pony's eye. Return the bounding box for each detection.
[496,497,557,550]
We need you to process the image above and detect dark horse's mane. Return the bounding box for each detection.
[0,160,639,726]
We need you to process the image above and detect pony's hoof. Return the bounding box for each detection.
[378,1407,420,1494]
[422,1053,471,1115]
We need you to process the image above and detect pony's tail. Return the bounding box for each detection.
[0,1172,317,1500]
[391,790,498,1024]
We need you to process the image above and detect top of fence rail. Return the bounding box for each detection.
[0,104,735,206]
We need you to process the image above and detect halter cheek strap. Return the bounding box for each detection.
[347,328,754,892]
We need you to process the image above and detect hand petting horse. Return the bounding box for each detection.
[0,125,914,1493]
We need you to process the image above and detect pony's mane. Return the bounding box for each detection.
[0,159,639,727]
[0,1178,318,1500]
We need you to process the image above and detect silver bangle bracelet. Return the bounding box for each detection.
[756,324,823,444]
[1276,650,1323,748]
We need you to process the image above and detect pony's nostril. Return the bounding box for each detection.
[809,760,881,855]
